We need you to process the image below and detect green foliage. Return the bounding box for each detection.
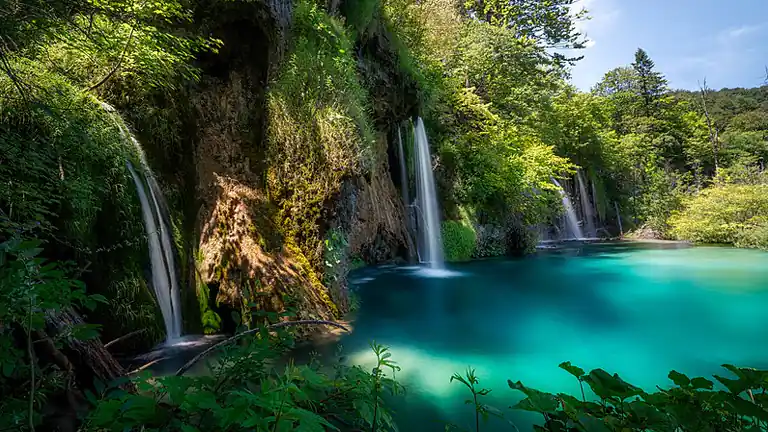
[266,0,374,276]
[2,0,218,94]
[442,220,477,262]
[506,362,768,431]
[323,228,350,308]
[84,335,403,432]
[450,368,500,432]
[0,61,164,344]
[460,0,588,53]
[0,234,106,431]
[473,225,507,258]
[669,184,768,247]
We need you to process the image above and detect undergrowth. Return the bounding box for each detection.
[265,0,375,313]
[442,220,477,261]
[0,61,164,346]
[669,184,768,248]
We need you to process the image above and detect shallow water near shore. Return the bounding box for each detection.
[325,241,768,430]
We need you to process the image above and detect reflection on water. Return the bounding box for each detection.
[319,242,768,430]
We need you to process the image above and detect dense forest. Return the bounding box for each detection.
[2,0,768,430]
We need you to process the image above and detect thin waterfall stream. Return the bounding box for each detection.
[413,117,444,268]
[552,178,584,240]
[576,170,596,237]
[102,102,182,342]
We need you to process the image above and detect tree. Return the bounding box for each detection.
[698,79,721,170]
[592,66,642,134]
[460,0,588,66]
[632,48,668,116]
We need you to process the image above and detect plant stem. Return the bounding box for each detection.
[371,370,379,432]
[579,380,586,402]
[272,389,287,432]
[473,391,480,432]
[87,25,135,92]
[28,296,36,432]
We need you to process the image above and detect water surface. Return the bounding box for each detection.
[327,242,768,430]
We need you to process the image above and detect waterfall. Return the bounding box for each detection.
[615,202,624,236]
[413,117,444,268]
[102,102,182,342]
[552,178,584,240]
[576,170,596,237]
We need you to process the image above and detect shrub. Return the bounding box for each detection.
[473,224,506,258]
[85,336,403,432]
[502,362,768,432]
[669,184,768,246]
[442,220,476,261]
[0,234,107,431]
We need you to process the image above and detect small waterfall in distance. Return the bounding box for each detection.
[102,102,182,342]
[552,178,584,240]
[413,117,444,268]
[576,170,596,237]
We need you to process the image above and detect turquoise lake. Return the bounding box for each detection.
[321,242,768,430]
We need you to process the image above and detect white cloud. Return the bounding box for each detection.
[727,24,762,39]
[717,23,765,45]
[571,0,621,49]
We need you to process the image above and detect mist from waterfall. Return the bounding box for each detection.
[413,117,444,268]
[552,178,584,240]
[103,102,182,342]
[576,170,596,237]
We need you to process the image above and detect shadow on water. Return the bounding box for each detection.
[349,255,629,357]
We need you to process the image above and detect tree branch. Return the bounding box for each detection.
[87,25,135,92]
[175,320,349,376]
[104,329,147,349]
[0,37,28,104]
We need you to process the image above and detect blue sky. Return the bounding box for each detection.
[568,0,768,91]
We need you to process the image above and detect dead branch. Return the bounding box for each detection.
[87,26,135,92]
[127,357,170,375]
[175,320,350,376]
[698,78,720,171]
[104,329,147,349]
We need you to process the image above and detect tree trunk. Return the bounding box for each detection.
[45,309,127,387]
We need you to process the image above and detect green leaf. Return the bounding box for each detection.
[90,294,108,304]
[668,370,691,387]
[508,380,558,412]
[728,397,768,422]
[2,361,15,377]
[577,414,612,432]
[714,374,748,395]
[690,377,714,390]
[582,369,642,400]
[559,361,585,379]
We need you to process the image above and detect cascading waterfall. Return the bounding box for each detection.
[552,178,584,240]
[413,117,444,268]
[102,102,182,342]
[126,163,182,341]
[576,170,596,237]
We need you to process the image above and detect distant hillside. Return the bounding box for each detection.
[672,85,768,133]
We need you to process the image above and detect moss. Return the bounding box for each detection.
[442,220,477,262]
[286,243,340,319]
